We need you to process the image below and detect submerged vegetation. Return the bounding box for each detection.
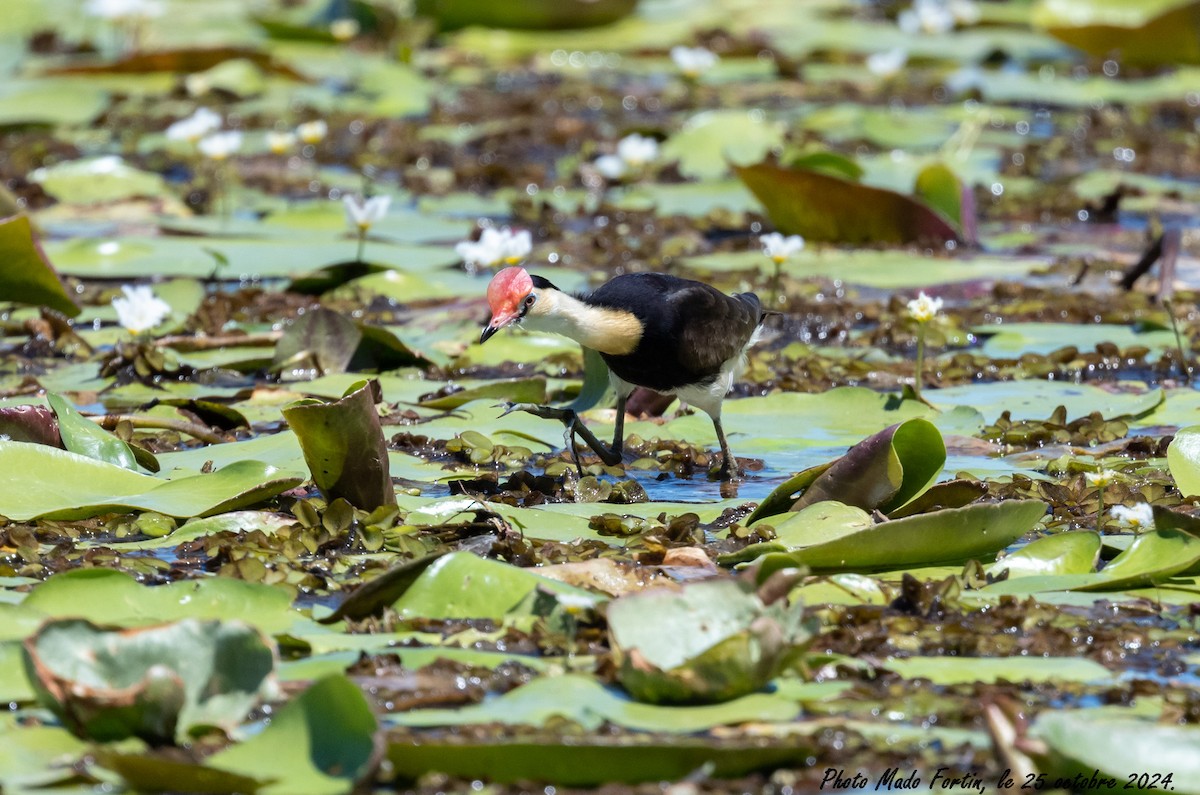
[2,0,1200,791]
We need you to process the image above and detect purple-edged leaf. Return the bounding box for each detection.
[734,161,961,245]
[0,405,63,447]
[0,216,80,317]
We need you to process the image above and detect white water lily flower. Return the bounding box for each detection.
[867,47,909,78]
[343,194,392,232]
[330,18,360,41]
[266,130,297,155]
[296,120,328,145]
[456,227,532,269]
[165,107,222,144]
[197,130,243,160]
[670,45,718,78]
[1085,469,1117,487]
[112,285,171,333]
[759,232,805,264]
[906,292,943,323]
[1110,503,1154,531]
[594,133,659,180]
[85,0,163,19]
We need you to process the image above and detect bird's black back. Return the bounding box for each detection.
[584,272,763,392]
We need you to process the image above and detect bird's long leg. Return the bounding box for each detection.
[711,416,740,481]
[500,403,623,466]
[611,393,627,458]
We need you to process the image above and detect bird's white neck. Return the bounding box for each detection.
[524,290,643,356]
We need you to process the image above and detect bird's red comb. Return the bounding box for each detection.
[487,266,533,313]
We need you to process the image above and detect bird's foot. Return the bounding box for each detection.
[710,457,741,482]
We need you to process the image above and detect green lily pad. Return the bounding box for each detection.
[21,569,297,634]
[207,675,378,795]
[30,157,169,205]
[988,532,1102,579]
[282,380,395,510]
[47,393,138,471]
[0,441,303,520]
[0,718,90,792]
[661,110,786,181]
[749,500,1048,575]
[1030,710,1200,792]
[982,529,1200,595]
[886,656,1112,685]
[0,215,80,317]
[607,579,811,704]
[272,308,362,379]
[24,618,276,744]
[415,0,637,30]
[1168,425,1200,498]
[390,552,601,620]
[417,377,547,410]
[734,160,962,245]
[389,673,799,732]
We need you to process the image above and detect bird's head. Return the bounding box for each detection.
[481,266,546,344]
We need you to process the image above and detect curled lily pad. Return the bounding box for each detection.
[47,393,138,471]
[0,405,62,447]
[23,618,276,744]
[747,419,945,525]
[283,380,395,511]
[0,215,80,318]
[206,674,379,795]
[733,160,963,245]
[1167,424,1200,497]
[606,579,811,704]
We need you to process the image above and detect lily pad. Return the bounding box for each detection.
[988,531,1102,579]
[0,441,303,521]
[0,215,80,317]
[282,380,396,510]
[734,160,962,245]
[748,500,1048,575]
[415,0,637,30]
[607,579,811,704]
[1168,425,1200,498]
[1035,0,1200,65]
[24,618,276,744]
[207,675,378,795]
[47,393,138,471]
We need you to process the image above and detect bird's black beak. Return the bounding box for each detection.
[480,323,499,344]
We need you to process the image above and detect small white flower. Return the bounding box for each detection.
[593,154,628,180]
[296,120,328,145]
[343,194,392,232]
[1085,469,1117,488]
[165,107,222,144]
[85,0,162,20]
[866,47,909,78]
[330,18,360,41]
[594,133,659,180]
[898,0,956,35]
[906,292,944,323]
[112,285,171,334]
[1110,503,1154,532]
[266,130,297,155]
[197,130,243,160]
[554,591,598,615]
[759,232,805,264]
[456,227,532,269]
[670,45,718,78]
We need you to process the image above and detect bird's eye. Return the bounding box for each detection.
[524,295,536,307]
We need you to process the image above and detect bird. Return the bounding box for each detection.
[480,266,765,480]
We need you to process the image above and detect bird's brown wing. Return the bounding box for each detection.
[671,286,762,376]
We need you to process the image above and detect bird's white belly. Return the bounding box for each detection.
[610,347,749,420]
